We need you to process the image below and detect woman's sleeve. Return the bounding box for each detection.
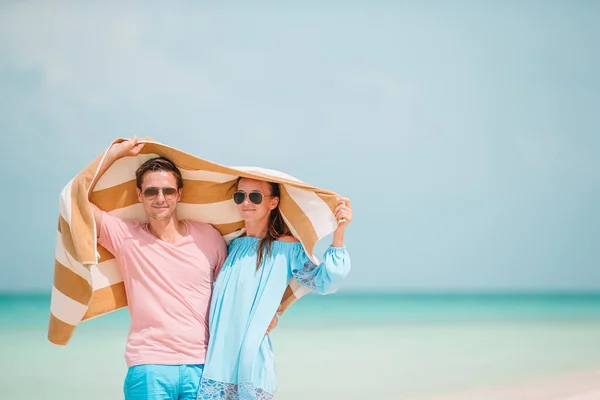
[290,246,351,295]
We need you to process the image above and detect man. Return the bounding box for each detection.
[90,137,227,399]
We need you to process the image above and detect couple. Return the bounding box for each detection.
[91,137,353,399]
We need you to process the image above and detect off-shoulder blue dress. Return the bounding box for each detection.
[197,236,351,399]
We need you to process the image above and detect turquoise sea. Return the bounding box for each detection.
[2,292,600,399]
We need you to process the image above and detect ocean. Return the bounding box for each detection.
[2,293,600,399]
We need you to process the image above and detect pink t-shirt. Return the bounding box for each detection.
[98,211,227,367]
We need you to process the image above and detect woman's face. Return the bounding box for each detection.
[234,178,279,224]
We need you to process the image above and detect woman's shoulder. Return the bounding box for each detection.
[276,235,300,243]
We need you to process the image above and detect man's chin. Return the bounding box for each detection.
[149,211,173,220]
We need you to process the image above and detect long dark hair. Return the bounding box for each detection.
[256,182,291,269]
[233,178,291,269]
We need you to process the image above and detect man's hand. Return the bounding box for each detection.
[91,136,146,234]
[108,136,146,160]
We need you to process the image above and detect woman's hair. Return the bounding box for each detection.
[255,181,291,269]
[232,178,291,269]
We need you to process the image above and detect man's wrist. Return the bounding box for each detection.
[105,146,121,162]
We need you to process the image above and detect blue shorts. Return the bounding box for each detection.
[124,364,204,400]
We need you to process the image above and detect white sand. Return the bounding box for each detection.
[419,369,600,400]
[3,321,600,399]
[272,323,600,399]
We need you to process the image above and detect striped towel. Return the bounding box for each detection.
[49,138,342,345]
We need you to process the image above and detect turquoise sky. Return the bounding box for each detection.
[1,2,599,292]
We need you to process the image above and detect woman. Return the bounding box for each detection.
[197,177,353,399]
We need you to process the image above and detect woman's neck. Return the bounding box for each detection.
[244,218,269,238]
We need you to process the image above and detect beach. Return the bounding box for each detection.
[274,323,600,399]
[2,294,600,399]
[421,369,600,400]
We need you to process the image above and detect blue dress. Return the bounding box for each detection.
[197,236,351,399]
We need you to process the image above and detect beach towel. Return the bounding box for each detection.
[49,138,342,345]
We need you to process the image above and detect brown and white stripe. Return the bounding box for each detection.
[49,138,342,345]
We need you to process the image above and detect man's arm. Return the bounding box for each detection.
[91,136,145,235]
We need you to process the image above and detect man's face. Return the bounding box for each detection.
[136,171,182,221]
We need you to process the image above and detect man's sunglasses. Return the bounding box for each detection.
[233,191,271,205]
[143,187,178,199]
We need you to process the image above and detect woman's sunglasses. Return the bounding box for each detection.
[233,191,271,205]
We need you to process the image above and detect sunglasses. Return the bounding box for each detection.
[233,191,271,205]
[142,187,178,199]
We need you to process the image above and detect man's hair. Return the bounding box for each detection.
[135,157,184,189]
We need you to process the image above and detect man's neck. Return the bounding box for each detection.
[147,216,186,243]
[244,219,269,238]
